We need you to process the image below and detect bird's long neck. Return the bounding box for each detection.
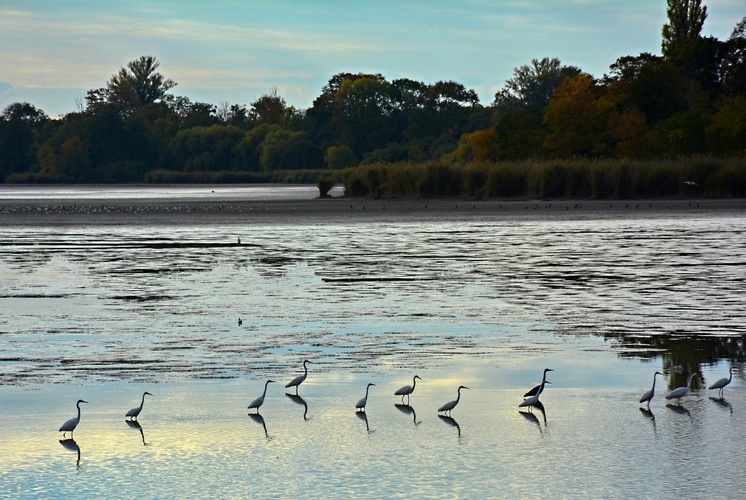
[412,377,417,390]
[263,381,270,397]
[538,379,547,394]
[652,374,658,391]
[76,402,82,418]
[456,387,462,404]
[729,370,734,383]
[365,385,371,398]
[140,394,147,409]
[542,370,548,384]
[303,362,308,376]
[688,374,695,388]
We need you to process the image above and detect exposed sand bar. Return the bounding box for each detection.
[1,193,745,227]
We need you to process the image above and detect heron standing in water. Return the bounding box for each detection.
[248,380,274,413]
[286,360,311,395]
[356,383,376,412]
[395,375,421,403]
[438,385,469,416]
[639,372,662,408]
[126,392,153,421]
[60,399,88,438]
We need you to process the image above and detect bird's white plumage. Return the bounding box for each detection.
[286,360,310,393]
[666,373,697,401]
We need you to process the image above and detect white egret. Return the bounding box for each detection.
[438,385,469,416]
[639,372,663,408]
[285,360,311,395]
[524,368,554,398]
[708,367,737,398]
[673,365,684,374]
[126,392,153,421]
[395,375,422,403]
[59,399,88,438]
[355,383,376,412]
[248,380,274,413]
[666,373,697,403]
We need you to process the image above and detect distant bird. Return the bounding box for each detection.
[438,385,469,416]
[683,181,698,187]
[666,373,697,403]
[60,399,88,438]
[524,368,554,398]
[673,365,684,374]
[395,375,422,403]
[248,380,274,413]
[238,317,243,326]
[356,383,376,412]
[639,372,663,408]
[709,368,737,398]
[237,237,241,244]
[285,360,311,395]
[126,392,152,421]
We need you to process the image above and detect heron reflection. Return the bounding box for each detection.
[438,415,462,438]
[709,396,733,414]
[248,412,270,439]
[395,403,421,426]
[356,410,373,433]
[125,419,148,446]
[286,393,309,420]
[666,403,693,422]
[59,438,81,468]
[639,407,657,434]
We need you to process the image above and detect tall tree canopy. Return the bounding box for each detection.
[89,56,177,115]
[662,0,708,63]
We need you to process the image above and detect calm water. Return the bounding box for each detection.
[1,187,745,498]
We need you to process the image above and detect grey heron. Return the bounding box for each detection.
[524,369,554,398]
[639,372,662,408]
[285,360,311,395]
[395,375,421,403]
[248,380,274,413]
[126,392,152,421]
[438,385,469,416]
[708,367,737,398]
[355,383,376,412]
[59,399,88,438]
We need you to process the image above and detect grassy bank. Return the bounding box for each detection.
[342,157,746,199]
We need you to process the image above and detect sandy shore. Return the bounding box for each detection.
[1,196,745,226]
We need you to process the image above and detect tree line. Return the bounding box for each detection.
[1,0,744,197]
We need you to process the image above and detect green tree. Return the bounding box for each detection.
[250,88,288,126]
[106,56,177,114]
[0,102,48,179]
[494,57,582,110]
[662,0,707,64]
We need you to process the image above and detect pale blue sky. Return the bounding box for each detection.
[1,1,743,117]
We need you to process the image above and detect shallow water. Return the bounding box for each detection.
[1,187,745,498]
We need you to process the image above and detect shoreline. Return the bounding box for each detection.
[1,196,745,226]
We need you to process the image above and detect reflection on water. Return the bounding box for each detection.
[1,189,746,496]
[59,438,81,468]
[438,415,462,438]
[247,413,269,439]
[125,420,148,446]
[285,394,309,421]
[394,403,421,426]
[355,411,373,433]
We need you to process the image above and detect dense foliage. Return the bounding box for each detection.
[1,2,745,199]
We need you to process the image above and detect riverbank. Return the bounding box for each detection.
[2,195,745,227]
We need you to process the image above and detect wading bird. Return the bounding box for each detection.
[666,373,697,403]
[126,392,152,421]
[285,360,310,395]
[640,372,663,408]
[248,380,274,413]
[520,372,552,412]
[524,368,554,398]
[60,399,88,438]
[438,385,469,416]
[395,375,421,403]
[709,367,737,398]
[356,383,376,412]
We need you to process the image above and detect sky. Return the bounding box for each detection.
[0,0,743,117]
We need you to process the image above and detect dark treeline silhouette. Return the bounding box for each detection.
[1,1,744,198]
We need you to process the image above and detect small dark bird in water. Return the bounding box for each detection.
[237,237,241,244]
[238,318,243,326]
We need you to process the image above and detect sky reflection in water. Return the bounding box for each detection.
[1,192,745,497]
